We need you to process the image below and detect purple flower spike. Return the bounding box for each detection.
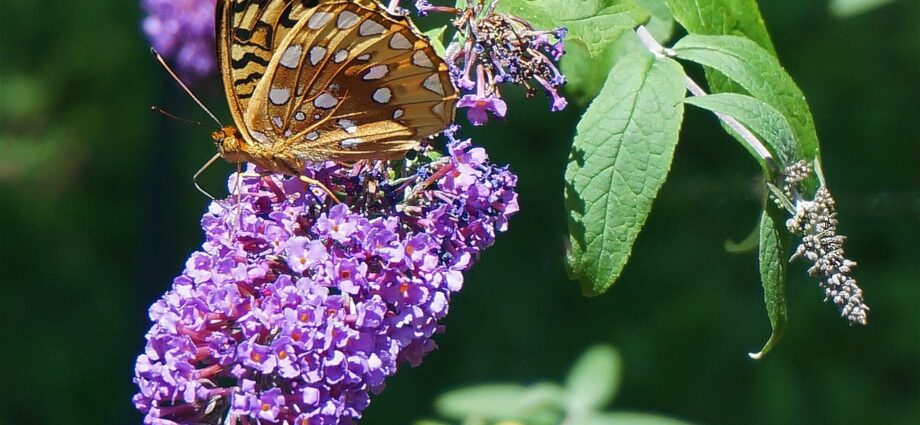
[142,0,217,79]
[133,137,518,424]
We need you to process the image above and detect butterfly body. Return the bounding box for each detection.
[214,0,457,174]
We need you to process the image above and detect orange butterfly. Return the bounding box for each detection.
[211,0,458,176]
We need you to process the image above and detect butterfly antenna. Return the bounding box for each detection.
[150,106,208,127]
[150,48,223,127]
[194,153,223,200]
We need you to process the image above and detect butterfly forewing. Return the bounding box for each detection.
[217,0,457,168]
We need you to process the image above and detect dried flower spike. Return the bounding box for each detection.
[780,161,869,325]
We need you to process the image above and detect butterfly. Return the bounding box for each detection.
[211,0,458,176]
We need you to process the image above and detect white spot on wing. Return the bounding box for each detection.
[309,46,327,66]
[393,109,404,119]
[359,20,386,36]
[251,131,269,144]
[279,45,303,68]
[333,49,348,63]
[373,87,392,104]
[362,65,388,80]
[269,87,290,105]
[389,32,412,50]
[341,138,362,149]
[432,101,445,116]
[314,92,338,109]
[423,74,445,95]
[271,116,283,128]
[338,119,358,134]
[294,111,306,121]
[308,12,333,30]
[356,54,371,61]
[305,131,320,141]
[337,11,360,29]
[412,50,433,68]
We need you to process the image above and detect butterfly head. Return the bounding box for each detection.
[211,126,247,162]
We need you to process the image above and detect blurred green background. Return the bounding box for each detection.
[1,0,917,424]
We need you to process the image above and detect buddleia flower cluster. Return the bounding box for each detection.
[416,0,568,125]
[141,0,217,78]
[775,161,869,325]
[132,132,519,424]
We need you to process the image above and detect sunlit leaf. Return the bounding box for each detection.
[673,35,819,162]
[565,52,686,295]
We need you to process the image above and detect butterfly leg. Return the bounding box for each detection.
[298,175,342,205]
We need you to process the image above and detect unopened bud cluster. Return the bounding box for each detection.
[779,162,868,325]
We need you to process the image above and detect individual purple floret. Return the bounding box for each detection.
[417,0,568,125]
[142,0,217,79]
[133,134,518,424]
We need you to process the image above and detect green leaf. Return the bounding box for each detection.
[423,26,448,58]
[684,93,797,165]
[564,345,622,413]
[434,383,564,422]
[665,0,776,112]
[665,0,775,54]
[750,209,789,359]
[496,0,649,57]
[565,52,686,295]
[574,412,697,425]
[673,35,820,161]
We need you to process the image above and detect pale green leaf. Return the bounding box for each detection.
[435,384,529,420]
[565,52,686,295]
[434,383,563,422]
[673,35,820,161]
[750,210,789,359]
[496,0,649,57]
[830,0,896,17]
[564,345,622,413]
[684,93,797,165]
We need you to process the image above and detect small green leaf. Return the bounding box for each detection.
[574,412,698,425]
[684,93,797,165]
[564,345,622,413]
[496,0,649,57]
[565,52,686,295]
[673,35,820,162]
[423,26,448,58]
[750,209,789,359]
[434,383,563,422]
[435,384,529,420]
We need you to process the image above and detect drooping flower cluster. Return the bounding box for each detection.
[142,0,217,78]
[417,0,568,125]
[133,135,519,424]
[777,161,868,325]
